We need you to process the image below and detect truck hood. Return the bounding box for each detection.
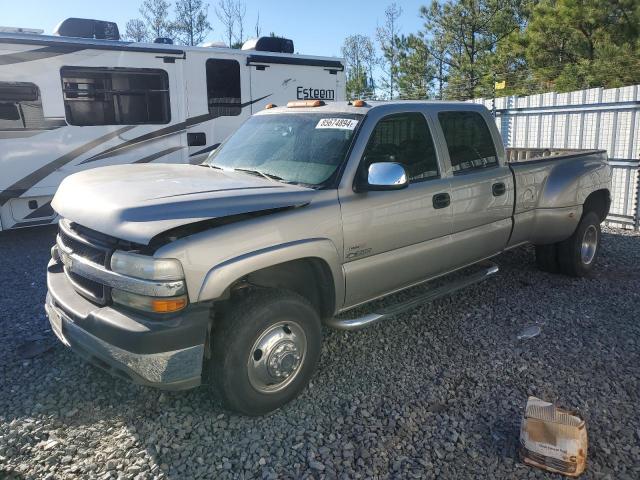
[52,164,315,244]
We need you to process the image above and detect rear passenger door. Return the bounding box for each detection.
[340,111,453,307]
[434,110,514,267]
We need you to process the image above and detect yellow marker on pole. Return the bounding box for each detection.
[495,80,506,90]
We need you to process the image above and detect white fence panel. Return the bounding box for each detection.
[474,85,640,229]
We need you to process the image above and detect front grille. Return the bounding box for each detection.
[59,228,107,265]
[58,220,115,305]
[66,269,106,301]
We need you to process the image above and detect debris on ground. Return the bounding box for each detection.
[520,396,587,477]
[517,325,541,340]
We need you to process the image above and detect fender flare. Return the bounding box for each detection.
[196,238,345,307]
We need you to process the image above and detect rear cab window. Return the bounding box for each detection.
[438,111,498,174]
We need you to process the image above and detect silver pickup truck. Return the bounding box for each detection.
[46,100,611,415]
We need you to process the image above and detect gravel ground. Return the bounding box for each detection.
[1,225,639,479]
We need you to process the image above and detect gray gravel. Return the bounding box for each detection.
[1,225,639,479]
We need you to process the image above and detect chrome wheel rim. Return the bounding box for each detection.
[247,321,306,393]
[581,225,598,265]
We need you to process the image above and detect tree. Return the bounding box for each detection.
[396,34,434,99]
[124,19,149,42]
[523,0,640,91]
[341,34,377,99]
[254,11,261,37]
[140,0,173,40]
[234,0,247,45]
[216,0,237,47]
[174,0,212,45]
[420,0,529,99]
[376,3,403,99]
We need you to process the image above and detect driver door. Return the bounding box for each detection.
[339,111,453,307]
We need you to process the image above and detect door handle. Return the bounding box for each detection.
[492,182,506,197]
[432,192,451,209]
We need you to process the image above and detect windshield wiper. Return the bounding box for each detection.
[233,167,285,182]
[199,163,223,169]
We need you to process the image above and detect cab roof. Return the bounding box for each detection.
[256,100,488,116]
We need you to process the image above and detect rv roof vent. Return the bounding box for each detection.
[242,37,294,54]
[53,18,120,41]
[201,41,227,48]
[0,26,44,35]
[154,37,173,44]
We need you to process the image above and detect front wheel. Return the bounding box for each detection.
[557,211,602,277]
[210,289,322,415]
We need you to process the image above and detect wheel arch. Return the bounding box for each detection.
[582,188,611,222]
[197,238,344,318]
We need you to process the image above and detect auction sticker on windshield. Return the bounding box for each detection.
[316,118,359,130]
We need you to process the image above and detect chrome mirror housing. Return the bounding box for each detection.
[366,162,409,191]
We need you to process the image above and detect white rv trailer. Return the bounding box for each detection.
[0,20,345,231]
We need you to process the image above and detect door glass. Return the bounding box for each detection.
[362,113,439,182]
[206,59,241,116]
[438,111,498,173]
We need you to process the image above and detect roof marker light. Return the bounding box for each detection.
[287,100,325,108]
[264,103,277,109]
[352,99,367,107]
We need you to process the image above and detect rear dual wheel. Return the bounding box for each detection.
[535,211,601,277]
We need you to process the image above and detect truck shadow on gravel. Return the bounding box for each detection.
[1,227,639,478]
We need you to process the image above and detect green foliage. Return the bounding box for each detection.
[420,0,530,99]
[524,0,640,91]
[173,0,212,46]
[396,34,434,99]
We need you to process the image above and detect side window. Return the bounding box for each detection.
[438,111,498,173]
[362,113,439,183]
[61,67,170,126]
[0,82,49,130]
[206,59,241,116]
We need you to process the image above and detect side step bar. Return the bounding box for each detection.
[326,263,499,331]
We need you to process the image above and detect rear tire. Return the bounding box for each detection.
[210,288,322,416]
[557,211,601,277]
[535,244,559,273]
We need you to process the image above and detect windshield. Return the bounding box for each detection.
[204,113,362,186]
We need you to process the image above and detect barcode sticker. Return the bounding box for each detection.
[315,118,359,130]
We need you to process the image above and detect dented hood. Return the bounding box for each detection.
[52,164,314,244]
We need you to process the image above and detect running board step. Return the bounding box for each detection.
[326,263,499,331]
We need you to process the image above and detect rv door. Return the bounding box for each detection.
[185,56,250,163]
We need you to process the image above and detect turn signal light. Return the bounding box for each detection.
[287,100,325,108]
[264,103,277,109]
[352,99,367,107]
[151,297,188,313]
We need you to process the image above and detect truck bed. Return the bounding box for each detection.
[506,147,606,163]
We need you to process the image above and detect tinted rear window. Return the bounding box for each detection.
[438,111,498,173]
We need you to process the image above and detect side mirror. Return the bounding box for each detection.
[364,162,408,191]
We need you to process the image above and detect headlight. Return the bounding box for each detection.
[112,289,188,313]
[110,251,184,281]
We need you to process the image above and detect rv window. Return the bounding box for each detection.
[61,67,170,126]
[206,59,241,116]
[0,82,49,130]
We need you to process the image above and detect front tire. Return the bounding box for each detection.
[210,289,322,415]
[557,211,601,277]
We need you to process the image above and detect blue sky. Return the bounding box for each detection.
[2,0,428,57]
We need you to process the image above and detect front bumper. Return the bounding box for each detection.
[45,259,210,390]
